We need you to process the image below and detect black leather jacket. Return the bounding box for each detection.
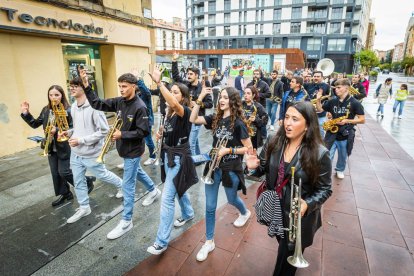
[253,137,332,248]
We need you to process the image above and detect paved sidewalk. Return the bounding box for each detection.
[127,114,414,276]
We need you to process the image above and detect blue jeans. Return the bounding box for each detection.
[189,124,201,155]
[329,140,348,172]
[155,154,194,247]
[318,116,327,138]
[239,90,244,100]
[205,168,247,240]
[144,129,156,159]
[266,98,279,125]
[70,153,122,207]
[377,104,384,114]
[393,100,406,116]
[122,156,155,221]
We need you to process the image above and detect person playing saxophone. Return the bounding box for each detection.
[315,78,365,179]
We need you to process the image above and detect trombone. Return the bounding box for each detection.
[284,167,309,268]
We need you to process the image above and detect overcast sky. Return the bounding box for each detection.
[152,0,414,51]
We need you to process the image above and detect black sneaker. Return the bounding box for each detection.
[147,243,167,255]
[86,176,96,194]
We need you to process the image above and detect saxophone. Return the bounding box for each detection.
[51,101,69,142]
[322,110,350,133]
[96,112,123,163]
[245,104,257,137]
[40,112,55,157]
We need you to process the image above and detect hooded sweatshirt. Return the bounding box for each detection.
[68,99,109,158]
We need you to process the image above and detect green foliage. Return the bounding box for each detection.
[391,61,401,72]
[370,70,378,76]
[354,50,380,71]
[379,63,391,70]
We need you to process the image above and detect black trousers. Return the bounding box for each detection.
[48,152,74,196]
[273,237,304,276]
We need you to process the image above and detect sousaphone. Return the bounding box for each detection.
[316,58,335,77]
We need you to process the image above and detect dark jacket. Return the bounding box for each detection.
[150,83,171,116]
[172,61,213,116]
[263,77,284,101]
[21,106,72,159]
[235,75,244,91]
[137,79,154,127]
[161,142,199,198]
[84,85,149,158]
[279,89,308,120]
[246,79,271,107]
[281,76,292,92]
[352,82,367,100]
[243,101,268,148]
[211,74,224,87]
[253,138,332,248]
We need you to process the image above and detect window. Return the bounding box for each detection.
[172,33,175,49]
[332,0,344,4]
[260,24,264,35]
[272,37,283,48]
[224,13,231,23]
[237,38,248,48]
[256,0,260,7]
[239,25,242,35]
[273,23,281,34]
[327,38,346,51]
[208,40,217,49]
[330,23,341,34]
[196,28,204,38]
[224,26,231,36]
[180,34,183,49]
[243,25,247,35]
[308,8,327,18]
[291,7,302,19]
[307,38,321,50]
[224,39,232,49]
[208,1,215,12]
[244,11,247,22]
[261,10,264,21]
[331,7,343,19]
[208,14,215,24]
[253,38,265,49]
[274,0,282,5]
[288,38,301,48]
[224,0,231,10]
[292,0,303,4]
[208,27,216,36]
[239,12,243,22]
[307,23,325,33]
[256,10,259,20]
[290,22,301,33]
[196,40,206,49]
[274,9,282,20]
[255,24,259,35]
[163,31,166,50]
[239,0,243,9]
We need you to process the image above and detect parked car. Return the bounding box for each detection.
[383,69,390,74]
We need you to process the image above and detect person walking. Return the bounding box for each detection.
[393,83,409,119]
[375,77,393,118]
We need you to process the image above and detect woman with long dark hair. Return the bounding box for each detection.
[21,85,79,206]
[246,101,332,276]
[190,86,253,262]
[146,66,198,255]
[243,85,268,149]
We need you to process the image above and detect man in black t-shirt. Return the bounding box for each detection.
[315,78,365,179]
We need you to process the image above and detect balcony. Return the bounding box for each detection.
[306,27,325,34]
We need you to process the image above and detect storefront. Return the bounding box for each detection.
[0,0,155,157]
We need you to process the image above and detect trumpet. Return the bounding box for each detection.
[40,112,55,157]
[96,112,123,164]
[310,95,330,106]
[153,114,166,166]
[284,167,309,268]
[349,85,361,96]
[322,110,350,133]
[201,131,229,185]
[51,101,69,142]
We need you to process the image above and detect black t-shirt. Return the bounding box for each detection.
[322,95,364,140]
[204,114,249,163]
[163,106,192,147]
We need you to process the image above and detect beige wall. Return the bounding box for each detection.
[103,0,142,17]
[0,33,66,156]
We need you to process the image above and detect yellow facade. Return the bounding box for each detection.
[0,0,155,157]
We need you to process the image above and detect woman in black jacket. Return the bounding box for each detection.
[21,85,76,206]
[246,101,332,276]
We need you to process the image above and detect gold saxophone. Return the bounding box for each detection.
[96,112,123,164]
[322,110,350,133]
[245,104,257,137]
[51,101,69,142]
[40,113,55,157]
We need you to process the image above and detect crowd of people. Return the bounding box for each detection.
[20,52,409,275]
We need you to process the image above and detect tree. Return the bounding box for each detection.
[401,56,414,76]
[391,61,401,72]
[354,50,380,72]
[379,63,391,70]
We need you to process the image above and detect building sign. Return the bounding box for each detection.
[0,7,104,35]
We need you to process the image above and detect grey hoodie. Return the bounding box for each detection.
[68,99,109,158]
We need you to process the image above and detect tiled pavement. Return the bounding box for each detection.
[127,114,414,276]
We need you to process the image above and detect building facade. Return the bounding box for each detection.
[392,42,404,62]
[185,0,372,73]
[403,14,414,58]
[153,17,187,51]
[0,0,155,157]
[365,18,375,50]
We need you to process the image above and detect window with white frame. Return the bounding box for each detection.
[327,38,346,51]
[288,38,301,48]
[330,22,341,34]
[307,38,321,50]
[290,22,301,33]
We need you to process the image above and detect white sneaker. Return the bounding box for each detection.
[336,171,345,179]
[147,243,168,255]
[143,158,156,166]
[115,188,123,198]
[107,219,133,240]
[270,125,275,131]
[116,163,124,169]
[142,188,161,206]
[196,240,215,262]
[398,116,402,119]
[174,216,194,227]
[376,112,380,116]
[233,209,251,227]
[66,206,91,224]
